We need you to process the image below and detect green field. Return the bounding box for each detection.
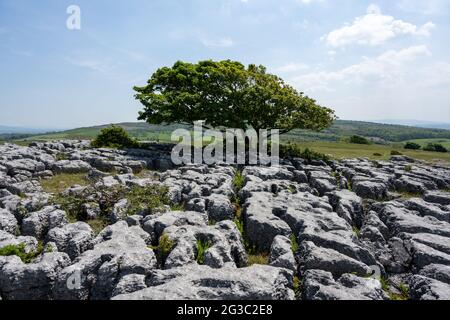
[292,141,450,163]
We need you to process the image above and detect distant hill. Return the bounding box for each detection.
[0,125,53,134]
[17,120,450,144]
[373,119,450,130]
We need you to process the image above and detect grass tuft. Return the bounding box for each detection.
[41,173,89,194]
[232,170,245,192]
[0,242,44,264]
[247,253,269,266]
[196,238,212,265]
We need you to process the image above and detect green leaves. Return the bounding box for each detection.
[135,60,335,134]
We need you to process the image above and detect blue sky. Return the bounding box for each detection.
[1,0,449,129]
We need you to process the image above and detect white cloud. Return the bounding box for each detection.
[323,4,435,47]
[290,45,432,92]
[274,63,309,73]
[200,37,235,48]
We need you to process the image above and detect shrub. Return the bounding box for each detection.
[154,234,174,267]
[423,143,448,153]
[349,135,370,145]
[391,150,403,156]
[373,153,383,157]
[91,125,140,149]
[196,238,212,265]
[404,142,421,150]
[0,242,44,264]
[404,165,412,172]
[279,143,330,162]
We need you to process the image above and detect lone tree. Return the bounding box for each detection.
[134,60,335,135]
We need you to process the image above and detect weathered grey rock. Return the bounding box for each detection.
[328,189,364,227]
[424,190,450,206]
[186,198,206,212]
[0,208,18,234]
[269,235,296,272]
[22,206,68,239]
[352,177,388,200]
[111,274,147,297]
[302,269,388,300]
[142,211,207,243]
[243,192,292,251]
[378,202,450,238]
[82,202,101,220]
[53,221,157,300]
[409,275,450,300]
[0,252,70,300]
[308,170,336,196]
[298,241,371,277]
[110,199,129,223]
[409,241,450,269]
[113,264,295,300]
[163,220,247,269]
[419,264,450,285]
[46,222,94,260]
[243,166,294,182]
[51,160,91,174]
[206,194,235,222]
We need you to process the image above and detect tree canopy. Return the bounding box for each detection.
[134,60,335,134]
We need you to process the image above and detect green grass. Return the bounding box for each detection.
[86,218,109,235]
[196,238,212,265]
[397,191,422,199]
[287,141,450,163]
[290,234,299,254]
[125,185,170,216]
[352,226,361,238]
[389,283,410,301]
[0,242,44,264]
[293,276,301,297]
[232,170,245,191]
[40,173,89,194]
[247,253,269,266]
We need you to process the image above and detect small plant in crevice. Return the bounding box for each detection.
[288,185,296,193]
[232,170,245,192]
[196,238,212,265]
[293,276,301,298]
[290,233,299,254]
[352,225,361,238]
[348,179,353,191]
[150,234,174,268]
[404,165,413,172]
